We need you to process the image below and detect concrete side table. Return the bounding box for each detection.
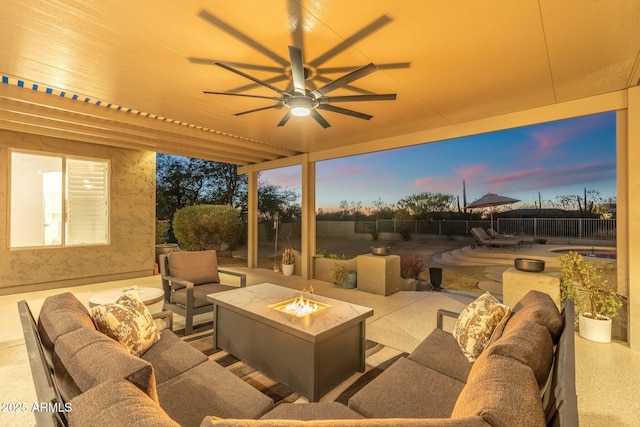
[356,254,402,296]
[502,267,560,309]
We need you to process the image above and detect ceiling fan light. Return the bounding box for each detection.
[291,106,310,116]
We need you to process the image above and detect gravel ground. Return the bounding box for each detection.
[220,237,489,292]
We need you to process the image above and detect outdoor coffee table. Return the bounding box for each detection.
[89,286,164,313]
[207,283,373,402]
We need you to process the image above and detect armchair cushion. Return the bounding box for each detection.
[171,283,236,308]
[91,287,160,357]
[168,250,220,285]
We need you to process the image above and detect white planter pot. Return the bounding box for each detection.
[281,263,294,276]
[579,313,612,343]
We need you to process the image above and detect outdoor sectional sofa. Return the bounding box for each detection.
[19,289,578,427]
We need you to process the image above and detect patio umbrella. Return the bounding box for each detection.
[466,193,520,229]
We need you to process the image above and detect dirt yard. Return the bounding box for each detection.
[219,237,490,292]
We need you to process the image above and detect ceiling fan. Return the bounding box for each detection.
[204,46,396,128]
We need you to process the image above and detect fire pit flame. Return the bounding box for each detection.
[285,295,320,316]
[269,289,330,317]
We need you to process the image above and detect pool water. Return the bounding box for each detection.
[551,248,616,260]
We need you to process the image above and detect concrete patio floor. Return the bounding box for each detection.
[1,245,637,426]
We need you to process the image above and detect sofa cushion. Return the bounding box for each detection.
[68,379,179,427]
[202,417,491,426]
[487,320,554,391]
[261,402,364,420]
[453,292,511,362]
[408,328,472,383]
[53,327,157,403]
[141,329,208,384]
[37,292,96,359]
[157,360,274,427]
[348,357,465,419]
[507,290,563,343]
[91,287,160,357]
[451,353,545,427]
[168,250,220,285]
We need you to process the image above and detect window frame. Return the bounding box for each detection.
[8,148,111,249]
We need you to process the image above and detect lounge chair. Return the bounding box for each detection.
[487,227,535,247]
[470,227,519,250]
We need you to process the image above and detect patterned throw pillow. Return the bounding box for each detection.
[453,292,511,362]
[91,287,160,357]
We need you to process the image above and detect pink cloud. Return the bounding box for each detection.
[413,176,460,193]
[454,164,488,181]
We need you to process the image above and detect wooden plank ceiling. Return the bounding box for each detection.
[1,0,639,165]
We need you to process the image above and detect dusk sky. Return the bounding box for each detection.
[260,112,617,211]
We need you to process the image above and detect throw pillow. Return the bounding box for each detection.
[91,287,160,357]
[453,292,511,362]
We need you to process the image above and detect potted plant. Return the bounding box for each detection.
[558,251,622,343]
[281,248,295,276]
[332,264,357,289]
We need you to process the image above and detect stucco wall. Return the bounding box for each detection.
[0,130,156,295]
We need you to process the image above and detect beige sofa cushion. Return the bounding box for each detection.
[487,320,554,391]
[453,292,511,362]
[451,353,545,427]
[168,250,220,285]
[53,327,157,403]
[408,328,472,383]
[91,287,160,357]
[261,402,364,420]
[69,379,179,427]
[507,290,563,342]
[201,417,490,427]
[37,292,96,358]
[348,358,465,419]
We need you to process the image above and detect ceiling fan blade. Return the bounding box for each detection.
[313,75,375,95]
[203,91,282,101]
[277,111,292,127]
[198,9,289,67]
[318,62,411,74]
[236,103,283,116]
[288,46,306,95]
[287,0,305,52]
[311,63,378,98]
[308,15,393,68]
[317,104,372,120]
[319,94,397,103]
[226,75,289,94]
[310,110,331,128]
[215,62,289,96]
[189,58,283,73]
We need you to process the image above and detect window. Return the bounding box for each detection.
[10,150,109,248]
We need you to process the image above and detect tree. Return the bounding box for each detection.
[369,197,396,219]
[552,188,604,216]
[258,181,301,223]
[396,192,456,219]
[156,154,249,242]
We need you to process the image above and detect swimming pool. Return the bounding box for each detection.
[549,247,616,260]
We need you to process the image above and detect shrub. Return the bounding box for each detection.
[400,254,428,279]
[155,219,169,244]
[173,204,242,256]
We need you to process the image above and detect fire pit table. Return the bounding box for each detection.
[207,283,373,401]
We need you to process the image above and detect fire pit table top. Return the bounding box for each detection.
[208,283,373,341]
